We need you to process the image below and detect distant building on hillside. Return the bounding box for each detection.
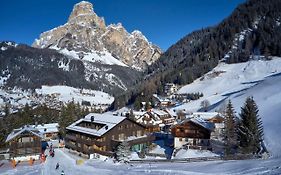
[6,125,43,158]
[164,83,178,96]
[65,113,155,158]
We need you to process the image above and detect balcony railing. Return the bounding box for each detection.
[65,134,104,147]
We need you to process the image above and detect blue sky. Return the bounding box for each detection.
[0,0,245,50]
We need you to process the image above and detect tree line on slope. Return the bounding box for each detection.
[111,0,281,110]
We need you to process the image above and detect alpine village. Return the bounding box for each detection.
[1,0,281,175]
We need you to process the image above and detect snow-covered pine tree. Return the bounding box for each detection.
[116,140,131,163]
[238,96,264,154]
[223,100,238,156]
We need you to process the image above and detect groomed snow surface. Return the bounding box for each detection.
[1,148,281,175]
[175,57,281,158]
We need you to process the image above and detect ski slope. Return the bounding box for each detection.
[1,148,280,175]
[175,57,281,157]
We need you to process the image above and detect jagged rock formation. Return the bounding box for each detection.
[33,1,161,69]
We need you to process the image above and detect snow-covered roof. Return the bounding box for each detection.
[180,117,215,131]
[6,125,43,142]
[190,117,215,131]
[152,109,168,116]
[133,111,146,116]
[165,109,177,117]
[188,112,221,120]
[66,113,126,137]
[31,123,59,134]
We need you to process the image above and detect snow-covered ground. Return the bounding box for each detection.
[176,57,281,112]
[0,85,114,112]
[1,148,280,175]
[173,149,219,159]
[175,57,281,158]
[35,85,114,106]
[51,46,128,67]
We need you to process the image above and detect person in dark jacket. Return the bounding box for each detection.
[55,162,59,170]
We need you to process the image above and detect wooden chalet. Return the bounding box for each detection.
[134,109,175,132]
[32,123,59,141]
[171,117,214,150]
[189,112,224,141]
[65,113,155,158]
[6,125,43,157]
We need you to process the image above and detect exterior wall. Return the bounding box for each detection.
[171,122,211,139]
[65,118,148,157]
[9,134,42,157]
[211,123,224,141]
[174,137,187,149]
[172,121,212,150]
[174,137,211,150]
[44,132,58,141]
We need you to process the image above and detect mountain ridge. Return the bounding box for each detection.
[32,1,161,70]
[112,0,281,109]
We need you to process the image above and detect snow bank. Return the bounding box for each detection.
[173,149,219,159]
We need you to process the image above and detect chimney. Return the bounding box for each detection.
[91,116,95,123]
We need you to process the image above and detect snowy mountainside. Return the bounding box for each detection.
[0,42,142,95]
[175,57,281,157]
[0,85,114,113]
[33,1,161,69]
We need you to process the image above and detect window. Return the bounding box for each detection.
[118,133,125,140]
[20,137,31,143]
[112,135,115,140]
[119,125,123,130]
[137,130,142,137]
[179,138,183,141]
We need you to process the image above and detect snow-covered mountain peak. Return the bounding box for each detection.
[32,1,161,69]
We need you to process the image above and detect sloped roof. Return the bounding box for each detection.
[6,125,43,142]
[188,112,222,120]
[179,117,215,131]
[31,123,59,134]
[152,109,168,116]
[66,112,126,137]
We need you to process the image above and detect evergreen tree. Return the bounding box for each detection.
[116,141,131,163]
[238,97,264,154]
[223,100,238,156]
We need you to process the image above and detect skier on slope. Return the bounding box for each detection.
[61,170,65,175]
[55,162,59,170]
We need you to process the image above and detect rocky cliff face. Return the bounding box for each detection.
[32,1,161,69]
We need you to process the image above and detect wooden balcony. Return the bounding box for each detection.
[65,134,104,147]
[128,134,155,146]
